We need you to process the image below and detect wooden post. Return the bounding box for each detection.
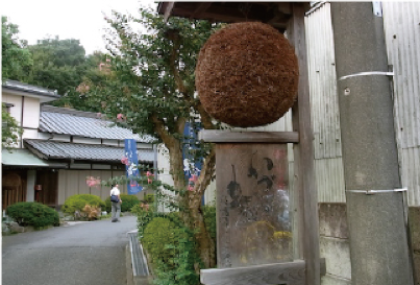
[200,3,322,284]
[288,3,321,285]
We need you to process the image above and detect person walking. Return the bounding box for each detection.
[110,184,122,222]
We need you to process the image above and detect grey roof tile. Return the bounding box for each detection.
[25,140,154,163]
[39,106,155,143]
[3,80,61,98]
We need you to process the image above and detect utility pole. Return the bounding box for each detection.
[330,2,414,285]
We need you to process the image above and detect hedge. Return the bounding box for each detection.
[61,194,105,217]
[142,216,201,285]
[6,202,60,229]
[104,194,140,213]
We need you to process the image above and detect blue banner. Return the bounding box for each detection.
[182,122,203,204]
[124,139,143,194]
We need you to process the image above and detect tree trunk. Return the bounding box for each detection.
[166,141,217,269]
[189,147,217,269]
[167,139,186,190]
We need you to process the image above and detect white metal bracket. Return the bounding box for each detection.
[339,71,394,81]
[347,188,407,195]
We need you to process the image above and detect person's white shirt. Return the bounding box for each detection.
[110,187,120,196]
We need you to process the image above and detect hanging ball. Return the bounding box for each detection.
[196,22,299,128]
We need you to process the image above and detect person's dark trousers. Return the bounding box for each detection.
[111,202,121,222]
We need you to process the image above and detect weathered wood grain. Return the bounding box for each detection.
[199,130,299,143]
[215,144,292,268]
[287,3,321,285]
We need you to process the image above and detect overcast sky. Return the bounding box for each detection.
[2,0,158,55]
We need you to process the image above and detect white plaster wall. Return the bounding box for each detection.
[102,139,119,146]
[136,142,153,149]
[73,137,101,144]
[156,144,175,212]
[22,96,40,129]
[156,144,175,187]
[2,93,23,124]
[51,134,71,142]
[204,178,216,206]
[22,129,42,140]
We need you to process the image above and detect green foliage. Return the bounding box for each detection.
[144,194,155,204]
[6,202,59,228]
[2,16,33,82]
[104,193,140,213]
[202,205,217,240]
[61,194,105,217]
[142,216,201,285]
[2,103,23,148]
[81,7,220,162]
[26,37,87,96]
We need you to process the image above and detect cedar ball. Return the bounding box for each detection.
[196,22,299,128]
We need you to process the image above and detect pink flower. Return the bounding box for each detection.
[86,176,101,188]
[146,171,154,184]
[189,174,198,182]
[187,185,194,191]
[121,156,129,165]
[117,113,124,120]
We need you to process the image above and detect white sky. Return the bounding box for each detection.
[1,0,158,55]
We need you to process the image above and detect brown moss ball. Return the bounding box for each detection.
[196,22,299,128]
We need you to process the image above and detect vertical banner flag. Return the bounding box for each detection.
[124,139,143,194]
[182,122,203,203]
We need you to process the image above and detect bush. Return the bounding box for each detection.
[61,194,105,218]
[6,202,60,229]
[104,193,140,213]
[202,205,216,240]
[142,217,200,285]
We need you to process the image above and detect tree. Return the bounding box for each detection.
[1,16,33,83]
[82,7,220,269]
[2,103,23,148]
[27,37,87,96]
[48,51,109,112]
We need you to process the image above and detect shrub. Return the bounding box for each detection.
[202,205,216,240]
[61,194,105,219]
[132,203,154,236]
[6,202,60,229]
[104,193,140,213]
[142,217,201,285]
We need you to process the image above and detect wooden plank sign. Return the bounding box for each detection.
[216,143,292,268]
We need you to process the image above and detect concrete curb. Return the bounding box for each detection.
[126,232,151,285]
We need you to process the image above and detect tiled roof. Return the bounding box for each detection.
[25,140,154,163]
[3,80,61,98]
[40,106,155,143]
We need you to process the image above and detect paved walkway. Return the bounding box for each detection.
[2,216,137,285]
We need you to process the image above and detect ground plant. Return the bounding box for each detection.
[6,202,60,229]
[61,194,105,219]
[142,216,201,285]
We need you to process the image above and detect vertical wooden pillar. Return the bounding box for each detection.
[288,3,321,285]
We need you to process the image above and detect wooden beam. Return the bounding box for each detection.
[201,259,326,285]
[199,130,299,143]
[190,3,212,19]
[287,3,321,285]
[161,2,175,22]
